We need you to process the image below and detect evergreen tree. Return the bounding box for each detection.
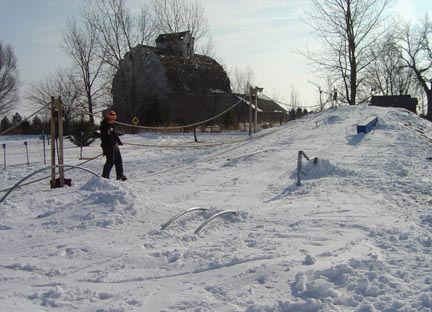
[295,107,303,119]
[289,108,296,120]
[12,112,22,125]
[31,115,43,134]
[20,120,31,134]
[0,116,11,132]
[68,120,98,147]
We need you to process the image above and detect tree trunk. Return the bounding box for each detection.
[87,91,94,125]
[427,89,432,120]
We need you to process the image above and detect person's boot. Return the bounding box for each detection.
[117,176,127,181]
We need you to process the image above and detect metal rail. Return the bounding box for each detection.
[160,207,208,230]
[194,210,237,235]
[296,151,318,186]
[0,164,99,204]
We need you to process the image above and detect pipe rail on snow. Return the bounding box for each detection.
[296,151,318,186]
[0,164,99,204]
[0,154,103,194]
[160,207,208,230]
[194,210,237,235]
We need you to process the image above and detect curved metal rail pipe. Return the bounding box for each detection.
[0,164,99,204]
[160,207,208,230]
[194,210,237,235]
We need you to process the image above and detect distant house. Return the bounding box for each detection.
[111,31,286,129]
[233,94,288,125]
[370,95,418,114]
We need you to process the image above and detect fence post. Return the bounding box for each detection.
[24,141,29,165]
[254,93,258,133]
[193,127,198,143]
[80,131,84,160]
[56,97,64,187]
[50,96,56,188]
[42,134,46,165]
[249,86,253,136]
[2,144,5,169]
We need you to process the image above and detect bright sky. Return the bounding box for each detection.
[0,0,430,113]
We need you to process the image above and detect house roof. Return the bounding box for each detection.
[234,93,287,113]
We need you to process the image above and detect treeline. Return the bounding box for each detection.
[287,108,308,121]
[0,112,96,135]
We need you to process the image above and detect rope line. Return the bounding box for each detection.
[122,135,251,148]
[113,97,243,130]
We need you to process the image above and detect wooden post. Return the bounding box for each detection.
[42,134,46,165]
[254,93,258,133]
[50,97,56,188]
[56,97,64,187]
[2,144,5,169]
[249,86,253,136]
[193,127,198,143]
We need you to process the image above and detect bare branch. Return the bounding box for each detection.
[306,0,393,105]
[0,42,18,115]
[151,0,209,49]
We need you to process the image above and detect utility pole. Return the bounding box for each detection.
[254,86,263,133]
[249,85,253,136]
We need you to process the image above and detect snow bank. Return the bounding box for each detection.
[31,177,138,231]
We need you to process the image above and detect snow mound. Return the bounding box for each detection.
[34,177,137,231]
[80,175,120,192]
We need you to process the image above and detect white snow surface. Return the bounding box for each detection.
[1,105,432,311]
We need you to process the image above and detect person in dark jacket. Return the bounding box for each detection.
[100,110,127,181]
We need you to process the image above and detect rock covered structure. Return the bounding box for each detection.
[111,31,232,125]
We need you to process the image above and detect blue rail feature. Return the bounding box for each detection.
[357,117,378,134]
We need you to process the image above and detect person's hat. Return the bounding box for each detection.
[107,110,117,121]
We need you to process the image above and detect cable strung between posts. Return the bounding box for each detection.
[113,97,243,131]
[122,136,251,149]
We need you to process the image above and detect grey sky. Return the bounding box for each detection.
[0,0,430,114]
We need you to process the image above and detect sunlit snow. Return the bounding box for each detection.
[1,104,432,311]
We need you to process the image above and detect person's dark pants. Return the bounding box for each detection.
[102,146,124,179]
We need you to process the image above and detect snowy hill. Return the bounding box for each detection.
[1,104,432,311]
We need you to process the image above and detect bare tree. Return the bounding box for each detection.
[63,19,105,124]
[84,0,156,70]
[26,68,84,127]
[151,0,209,49]
[398,16,432,119]
[197,34,216,57]
[0,42,18,115]
[230,66,255,94]
[364,30,416,97]
[307,0,392,106]
[289,86,300,110]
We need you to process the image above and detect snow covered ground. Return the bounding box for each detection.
[1,104,432,311]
